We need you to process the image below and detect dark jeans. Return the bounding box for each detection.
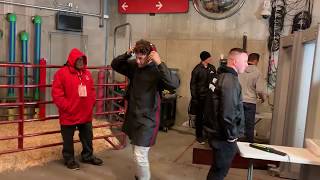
[195,98,206,140]
[243,102,256,143]
[207,139,238,180]
[60,122,93,162]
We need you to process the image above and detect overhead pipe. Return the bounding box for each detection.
[19,31,29,94]
[0,0,105,18]
[0,0,108,28]
[32,15,41,101]
[6,13,16,97]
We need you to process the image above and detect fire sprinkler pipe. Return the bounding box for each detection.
[7,13,16,97]
[20,31,29,94]
[32,15,41,101]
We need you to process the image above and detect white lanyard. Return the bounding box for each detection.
[77,72,87,97]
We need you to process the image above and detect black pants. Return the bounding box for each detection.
[195,98,206,140]
[243,102,256,143]
[60,122,93,162]
[207,139,238,180]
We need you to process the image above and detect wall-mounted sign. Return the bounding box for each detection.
[118,0,189,14]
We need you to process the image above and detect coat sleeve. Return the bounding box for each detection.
[52,71,70,112]
[190,68,198,99]
[157,62,180,90]
[220,75,238,141]
[111,52,133,78]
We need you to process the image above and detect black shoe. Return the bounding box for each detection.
[65,160,80,170]
[196,138,206,145]
[135,175,139,180]
[81,156,103,166]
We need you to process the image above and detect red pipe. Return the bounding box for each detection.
[18,66,25,149]
[96,70,105,115]
[39,58,46,118]
[0,63,128,155]
[0,132,126,155]
[94,110,125,116]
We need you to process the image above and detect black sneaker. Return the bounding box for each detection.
[81,156,103,166]
[65,160,80,170]
[196,138,206,145]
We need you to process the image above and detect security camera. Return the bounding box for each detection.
[261,0,271,19]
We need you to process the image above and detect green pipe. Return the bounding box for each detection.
[20,31,29,94]
[7,13,16,97]
[32,15,41,100]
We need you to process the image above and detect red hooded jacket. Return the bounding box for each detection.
[52,48,96,125]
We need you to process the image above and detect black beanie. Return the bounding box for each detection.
[200,51,211,61]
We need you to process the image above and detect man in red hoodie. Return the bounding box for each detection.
[52,48,103,170]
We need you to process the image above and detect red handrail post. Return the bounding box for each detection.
[39,58,46,119]
[18,66,25,149]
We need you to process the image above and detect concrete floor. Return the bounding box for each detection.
[0,126,285,180]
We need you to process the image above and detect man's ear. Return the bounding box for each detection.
[230,58,237,66]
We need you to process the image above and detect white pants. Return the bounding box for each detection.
[133,145,151,180]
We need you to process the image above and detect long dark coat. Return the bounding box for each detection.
[111,53,180,147]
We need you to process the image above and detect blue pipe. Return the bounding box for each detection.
[7,13,17,97]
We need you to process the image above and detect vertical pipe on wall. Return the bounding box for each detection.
[32,15,41,101]
[99,0,105,27]
[6,13,16,97]
[20,31,29,94]
[243,32,247,51]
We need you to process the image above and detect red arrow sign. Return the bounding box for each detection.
[118,0,189,14]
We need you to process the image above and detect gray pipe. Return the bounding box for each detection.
[113,23,132,59]
[110,23,132,121]
[104,22,109,65]
[99,0,104,27]
[0,0,103,18]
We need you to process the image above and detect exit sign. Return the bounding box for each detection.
[118,0,189,14]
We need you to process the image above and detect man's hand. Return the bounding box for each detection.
[227,138,238,143]
[148,51,161,65]
[126,46,134,56]
[258,93,266,104]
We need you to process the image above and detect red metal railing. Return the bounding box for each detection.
[0,60,128,155]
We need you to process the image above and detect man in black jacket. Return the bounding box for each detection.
[204,48,248,180]
[111,39,179,180]
[190,51,216,144]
